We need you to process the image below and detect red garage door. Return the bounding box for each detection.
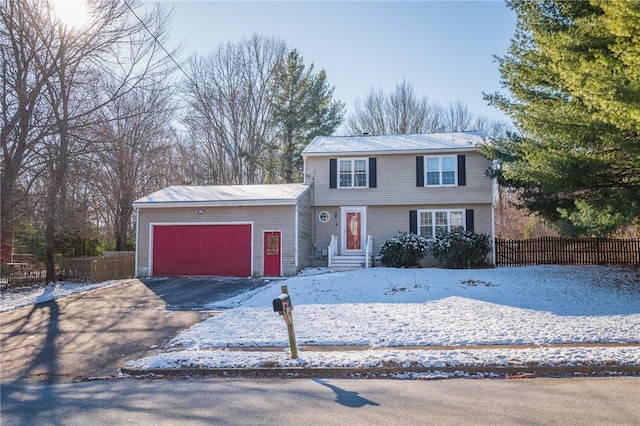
[152,224,251,277]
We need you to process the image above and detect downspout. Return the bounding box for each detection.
[310,176,315,263]
[491,177,497,266]
[134,206,139,277]
[294,199,299,270]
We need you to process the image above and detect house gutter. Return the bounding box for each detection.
[301,147,478,157]
[132,199,299,209]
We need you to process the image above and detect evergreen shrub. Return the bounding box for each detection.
[431,231,491,269]
[380,232,429,268]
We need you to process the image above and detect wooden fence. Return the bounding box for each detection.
[1,266,47,287]
[495,237,640,266]
[59,252,135,283]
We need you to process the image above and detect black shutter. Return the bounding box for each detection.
[410,210,418,234]
[416,156,424,187]
[457,155,466,186]
[465,209,474,232]
[329,158,337,189]
[369,157,377,188]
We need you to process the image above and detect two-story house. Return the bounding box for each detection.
[302,131,495,269]
[133,131,494,278]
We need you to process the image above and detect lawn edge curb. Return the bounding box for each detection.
[120,364,640,379]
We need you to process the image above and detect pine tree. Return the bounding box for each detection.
[269,50,344,183]
[482,0,640,236]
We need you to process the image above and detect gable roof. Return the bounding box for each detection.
[133,183,310,208]
[302,131,488,156]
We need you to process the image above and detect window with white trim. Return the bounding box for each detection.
[338,158,368,188]
[425,156,456,186]
[418,210,465,239]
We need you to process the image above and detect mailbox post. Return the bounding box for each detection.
[272,284,298,359]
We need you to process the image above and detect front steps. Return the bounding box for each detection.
[328,255,367,272]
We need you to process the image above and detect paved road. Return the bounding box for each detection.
[2,377,639,425]
[0,277,266,382]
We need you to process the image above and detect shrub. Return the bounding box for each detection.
[380,232,429,268]
[431,231,491,269]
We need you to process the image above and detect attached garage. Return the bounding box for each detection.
[152,224,251,277]
[134,184,312,278]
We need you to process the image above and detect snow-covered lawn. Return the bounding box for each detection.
[0,280,119,313]
[3,265,639,373]
[126,265,640,372]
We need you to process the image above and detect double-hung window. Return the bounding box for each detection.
[418,210,465,240]
[338,158,368,188]
[425,156,456,186]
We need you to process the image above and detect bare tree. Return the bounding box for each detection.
[1,0,58,240]
[91,81,176,250]
[182,34,287,184]
[2,0,176,281]
[344,81,509,136]
[442,100,473,132]
[495,186,558,239]
[472,116,513,140]
[388,80,442,134]
[345,80,443,135]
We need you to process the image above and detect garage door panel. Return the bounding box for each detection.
[153,224,251,276]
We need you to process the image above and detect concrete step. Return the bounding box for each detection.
[329,255,367,271]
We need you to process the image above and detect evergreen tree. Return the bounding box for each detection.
[482,0,640,236]
[269,50,344,183]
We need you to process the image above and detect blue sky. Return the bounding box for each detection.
[165,1,516,124]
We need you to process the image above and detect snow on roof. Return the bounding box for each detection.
[302,131,488,156]
[133,183,310,207]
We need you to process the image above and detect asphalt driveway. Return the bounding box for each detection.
[140,276,267,310]
[0,277,267,383]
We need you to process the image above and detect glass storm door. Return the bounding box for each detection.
[342,208,366,254]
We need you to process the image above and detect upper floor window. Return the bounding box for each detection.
[416,154,466,187]
[330,157,377,189]
[338,158,368,188]
[425,156,456,186]
[418,209,464,240]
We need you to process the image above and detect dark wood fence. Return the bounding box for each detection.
[495,237,640,266]
[2,252,135,287]
[1,266,47,287]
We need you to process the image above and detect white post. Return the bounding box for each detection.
[366,235,373,268]
[328,235,337,267]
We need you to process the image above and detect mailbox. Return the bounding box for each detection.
[272,293,291,312]
[272,285,298,359]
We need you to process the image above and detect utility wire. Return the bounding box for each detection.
[122,0,195,86]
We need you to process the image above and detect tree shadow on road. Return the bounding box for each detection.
[1,296,61,424]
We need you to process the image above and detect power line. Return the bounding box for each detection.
[122,0,194,85]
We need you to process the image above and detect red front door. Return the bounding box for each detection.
[263,231,281,276]
[346,212,362,251]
